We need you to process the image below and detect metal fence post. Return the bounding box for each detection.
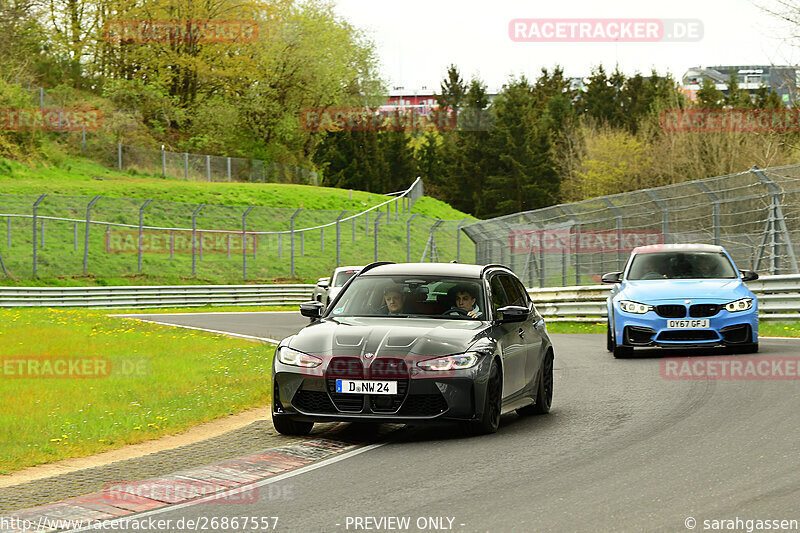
[696,182,721,246]
[374,212,383,261]
[138,199,152,273]
[39,87,44,109]
[82,125,86,154]
[117,143,122,170]
[83,196,100,275]
[644,189,669,244]
[206,155,211,182]
[751,166,799,274]
[184,153,189,180]
[406,213,419,262]
[290,208,302,277]
[32,194,46,277]
[321,228,325,252]
[0,248,7,278]
[456,219,469,262]
[365,212,369,236]
[242,206,254,281]
[40,218,45,248]
[162,147,166,176]
[227,158,232,182]
[73,222,77,251]
[192,204,204,276]
[336,211,346,267]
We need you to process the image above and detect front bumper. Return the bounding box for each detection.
[613,306,758,348]
[272,357,492,424]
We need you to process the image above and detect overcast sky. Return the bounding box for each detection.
[332,0,799,92]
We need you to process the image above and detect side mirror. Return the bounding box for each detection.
[318,279,330,289]
[601,271,622,284]
[496,305,531,323]
[740,270,759,282]
[300,300,324,319]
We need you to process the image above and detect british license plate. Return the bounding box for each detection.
[335,379,397,395]
[667,319,710,329]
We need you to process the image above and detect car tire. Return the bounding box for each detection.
[517,351,553,416]
[467,359,502,435]
[606,326,614,352]
[734,342,759,354]
[613,344,633,358]
[272,414,314,436]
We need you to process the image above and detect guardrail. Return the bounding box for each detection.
[0,284,315,309]
[528,274,800,322]
[3,275,798,318]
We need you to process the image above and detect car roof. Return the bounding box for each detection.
[333,265,363,273]
[360,262,487,278]
[632,243,726,254]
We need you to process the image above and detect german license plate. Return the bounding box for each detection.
[335,379,397,395]
[667,319,710,329]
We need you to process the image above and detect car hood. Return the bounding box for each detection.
[287,316,489,358]
[618,279,752,302]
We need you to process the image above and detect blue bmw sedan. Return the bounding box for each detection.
[602,244,759,358]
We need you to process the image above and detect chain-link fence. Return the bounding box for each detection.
[0,179,476,283]
[464,165,800,287]
[116,143,318,185]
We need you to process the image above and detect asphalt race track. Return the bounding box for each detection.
[101,313,800,532]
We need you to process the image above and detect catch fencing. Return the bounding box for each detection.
[464,165,800,287]
[0,178,475,283]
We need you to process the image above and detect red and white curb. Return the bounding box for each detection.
[0,439,366,532]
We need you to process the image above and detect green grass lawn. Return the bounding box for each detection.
[0,307,274,474]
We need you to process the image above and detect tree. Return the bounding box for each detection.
[696,77,724,109]
[579,65,626,128]
[725,72,753,108]
[483,77,560,217]
[437,64,466,114]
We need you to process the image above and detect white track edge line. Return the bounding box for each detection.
[114,317,282,345]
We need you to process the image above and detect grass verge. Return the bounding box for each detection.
[0,308,274,474]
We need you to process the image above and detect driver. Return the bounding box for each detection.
[695,254,719,278]
[447,284,482,318]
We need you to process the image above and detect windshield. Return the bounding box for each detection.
[627,252,737,280]
[326,275,485,318]
[333,269,360,287]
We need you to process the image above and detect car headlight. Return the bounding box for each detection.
[618,300,653,314]
[417,352,480,371]
[725,298,753,313]
[277,347,322,368]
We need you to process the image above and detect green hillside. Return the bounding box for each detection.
[0,156,477,286]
